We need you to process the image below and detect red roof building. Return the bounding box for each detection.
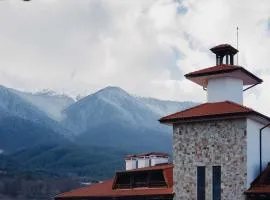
[55,157,174,200]
[160,43,270,199]
[55,43,270,200]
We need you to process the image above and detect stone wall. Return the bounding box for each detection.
[173,118,247,200]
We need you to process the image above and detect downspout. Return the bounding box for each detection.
[259,123,270,173]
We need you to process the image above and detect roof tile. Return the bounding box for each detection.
[159,101,270,123]
[185,64,241,77]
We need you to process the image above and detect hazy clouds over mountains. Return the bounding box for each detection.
[0,85,196,152]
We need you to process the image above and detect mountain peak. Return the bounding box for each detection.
[99,86,126,93]
[94,86,130,98]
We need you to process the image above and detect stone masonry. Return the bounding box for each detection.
[173,118,247,200]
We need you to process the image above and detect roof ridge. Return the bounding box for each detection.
[185,64,241,76]
[159,101,270,124]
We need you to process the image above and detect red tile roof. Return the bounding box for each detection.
[162,165,173,188]
[246,163,270,194]
[185,64,241,77]
[184,64,262,86]
[55,164,173,199]
[56,179,173,199]
[159,101,270,123]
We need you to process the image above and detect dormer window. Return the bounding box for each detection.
[113,170,167,189]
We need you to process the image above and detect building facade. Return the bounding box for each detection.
[173,118,247,199]
[160,44,270,200]
[55,44,270,200]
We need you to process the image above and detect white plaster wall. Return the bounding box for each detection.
[138,157,150,168]
[247,118,270,187]
[125,159,137,170]
[207,77,243,104]
[150,157,169,166]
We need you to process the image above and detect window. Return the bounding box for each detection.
[149,170,166,187]
[212,166,221,200]
[197,166,205,200]
[115,174,131,189]
[134,172,148,187]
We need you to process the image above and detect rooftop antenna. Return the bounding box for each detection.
[236,26,239,65]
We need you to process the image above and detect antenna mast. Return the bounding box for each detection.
[236,27,239,65]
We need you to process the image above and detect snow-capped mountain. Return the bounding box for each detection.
[62,86,164,134]
[61,86,196,151]
[62,86,196,134]
[12,89,75,121]
[0,86,70,152]
[0,85,196,152]
[0,86,53,121]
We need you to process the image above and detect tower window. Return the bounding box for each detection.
[197,166,205,200]
[212,166,221,200]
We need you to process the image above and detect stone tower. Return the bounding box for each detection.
[159,44,270,200]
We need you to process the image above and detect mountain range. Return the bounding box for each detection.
[0,85,195,179]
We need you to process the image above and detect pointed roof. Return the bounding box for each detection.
[184,64,262,87]
[245,163,270,195]
[159,101,270,124]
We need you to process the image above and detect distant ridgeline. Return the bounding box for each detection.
[0,85,196,181]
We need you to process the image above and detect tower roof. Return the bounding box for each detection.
[185,64,262,87]
[159,101,270,124]
[210,44,238,55]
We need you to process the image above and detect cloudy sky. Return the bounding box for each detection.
[0,0,269,113]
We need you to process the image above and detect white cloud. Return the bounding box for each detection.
[0,0,269,114]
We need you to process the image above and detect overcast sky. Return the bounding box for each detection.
[0,0,269,113]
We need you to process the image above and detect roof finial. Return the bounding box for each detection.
[237,26,239,65]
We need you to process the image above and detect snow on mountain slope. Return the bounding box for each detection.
[12,89,75,121]
[0,86,72,137]
[62,86,161,134]
[0,86,51,120]
[138,97,196,116]
[62,86,196,135]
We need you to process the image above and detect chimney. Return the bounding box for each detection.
[125,155,137,170]
[185,44,262,105]
[149,153,169,166]
[125,153,169,170]
[210,44,238,65]
[137,156,150,168]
